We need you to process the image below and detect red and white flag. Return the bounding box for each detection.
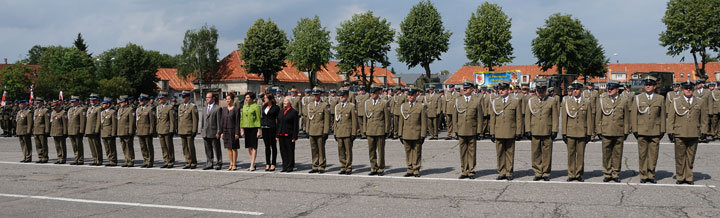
[59,90,64,103]
[29,85,34,105]
[1,90,6,106]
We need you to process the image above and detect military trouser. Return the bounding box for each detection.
[336,137,353,172]
[637,135,660,180]
[393,115,401,138]
[674,137,698,182]
[18,135,32,161]
[367,135,385,173]
[712,114,720,139]
[120,136,135,166]
[180,135,197,167]
[159,134,175,166]
[102,137,117,164]
[402,139,422,175]
[566,137,587,179]
[33,134,49,161]
[309,135,326,170]
[531,135,553,177]
[601,136,624,179]
[329,114,335,133]
[87,135,103,164]
[482,116,490,136]
[358,115,365,137]
[458,135,476,176]
[69,135,84,164]
[495,138,515,177]
[427,117,438,138]
[445,114,454,139]
[138,135,154,166]
[53,136,67,163]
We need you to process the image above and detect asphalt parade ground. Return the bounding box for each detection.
[0,133,719,217]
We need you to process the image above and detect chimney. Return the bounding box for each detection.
[3,58,6,64]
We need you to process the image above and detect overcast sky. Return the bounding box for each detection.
[0,0,687,74]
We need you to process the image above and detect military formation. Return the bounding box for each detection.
[1,76,714,184]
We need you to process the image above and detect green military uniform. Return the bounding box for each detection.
[50,104,68,164]
[391,91,405,139]
[10,104,19,136]
[156,99,176,168]
[441,89,458,139]
[668,82,709,184]
[595,82,631,182]
[136,94,156,168]
[178,92,199,169]
[512,91,526,139]
[423,89,441,139]
[452,85,484,179]
[710,87,720,139]
[630,76,665,183]
[67,97,86,165]
[116,97,136,167]
[32,99,51,163]
[0,105,9,136]
[333,96,357,174]
[307,88,330,172]
[300,92,312,135]
[399,92,426,177]
[355,92,369,138]
[489,84,523,180]
[561,91,594,181]
[85,95,103,165]
[364,88,391,174]
[524,90,558,180]
[327,93,338,131]
[15,103,33,162]
[100,98,118,166]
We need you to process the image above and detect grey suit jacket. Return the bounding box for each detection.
[202,103,223,138]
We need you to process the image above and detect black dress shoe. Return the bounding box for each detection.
[567,177,575,182]
[105,163,117,167]
[506,176,513,181]
[345,171,352,175]
[317,170,324,174]
[649,178,656,184]
[368,172,378,176]
[459,175,468,179]
[280,168,287,172]
[577,177,584,182]
[183,166,190,169]
[339,171,346,175]
[215,166,222,170]
[54,161,60,164]
[203,166,213,170]
[687,181,694,185]
[403,173,413,177]
[414,174,420,177]
[167,165,174,168]
[190,166,196,169]
[640,179,646,183]
[141,164,147,168]
[69,162,76,165]
[612,178,620,183]
[676,180,683,185]
[286,169,293,172]
[543,177,550,181]
[309,170,318,174]
[496,176,505,180]
[603,177,611,182]
[533,176,542,181]
[376,172,383,176]
[468,175,475,180]
[76,163,84,165]
[160,165,168,168]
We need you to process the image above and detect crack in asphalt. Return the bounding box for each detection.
[494,183,511,201]
[551,203,568,218]
[617,184,637,206]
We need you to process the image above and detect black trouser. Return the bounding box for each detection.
[262,128,277,166]
[279,136,295,170]
[203,137,222,167]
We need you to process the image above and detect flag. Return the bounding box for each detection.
[59,90,64,103]
[29,85,34,105]
[1,90,6,106]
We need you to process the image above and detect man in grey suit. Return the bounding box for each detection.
[202,92,223,170]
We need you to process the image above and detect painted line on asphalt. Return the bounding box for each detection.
[0,161,714,188]
[0,193,264,215]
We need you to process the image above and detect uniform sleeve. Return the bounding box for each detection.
[701,99,710,134]
[192,105,199,134]
[170,109,177,134]
[624,99,631,134]
[383,102,391,134]
[94,110,101,134]
[130,109,137,135]
[489,100,496,136]
[420,104,427,138]
[44,110,51,134]
[351,106,358,136]
[595,98,602,135]
[80,108,87,134]
[660,96,666,134]
[560,98,567,135]
[27,111,34,134]
[476,98,484,135]
[111,111,118,137]
[323,104,330,135]
[587,99,595,136]
[398,104,405,138]
[524,98,531,134]
[515,100,523,135]
[551,97,559,133]
[63,112,69,135]
[150,108,157,134]
[630,95,638,133]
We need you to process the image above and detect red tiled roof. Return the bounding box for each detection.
[445,62,720,84]
[156,68,194,91]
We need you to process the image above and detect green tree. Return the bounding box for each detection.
[464,2,514,71]
[178,24,221,87]
[148,51,179,68]
[98,76,134,98]
[659,0,720,78]
[335,11,395,89]
[241,19,289,85]
[0,63,34,100]
[35,46,96,99]
[397,0,451,82]
[532,13,592,75]
[577,31,609,81]
[288,15,332,88]
[95,43,161,97]
[22,45,47,65]
[74,33,92,56]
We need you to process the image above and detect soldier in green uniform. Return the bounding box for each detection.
[489,81,523,180]
[354,88,369,139]
[327,90,338,132]
[15,100,33,162]
[453,82,484,179]
[630,76,665,184]
[525,82,558,181]
[333,90,357,175]
[300,89,312,137]
[0,103,8,137]
[307,87,330,173]
[100,97,118,166]
[709,82,720,140]
[562,82,594,182]
[10,102,19,137]
[364,86,391,175]
[136,93,156,168]
[391,88,405,139]
[32,97,50,163]
[116,95,136,167]
[399,88,426,177]
[424,86,441,139]
[156,92,176,168]
[49,100,68,164]
[67,96,86,165]
[178,91,198,169]
[85,94,103,166]
[668,81,709,185]
[596,82,630,183]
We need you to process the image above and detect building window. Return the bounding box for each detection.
[611,72,626,81]
[521,75,530,83]
[680,74,684,78]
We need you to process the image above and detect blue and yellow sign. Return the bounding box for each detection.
[474,70,521,86]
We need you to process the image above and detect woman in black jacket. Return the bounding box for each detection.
[261,94,280,171]
[276,96,299,172]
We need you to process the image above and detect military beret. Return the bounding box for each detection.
[181,91,191,97]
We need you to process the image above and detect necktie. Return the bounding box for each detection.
[207,105,211,113]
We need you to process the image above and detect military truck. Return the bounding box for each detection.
[628,71,674,96]
[535,74,579,97]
